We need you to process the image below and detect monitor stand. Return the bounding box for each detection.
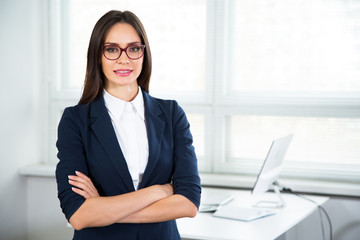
[253,183,286,208]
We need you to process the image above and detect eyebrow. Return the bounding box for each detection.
[104,41,142,46]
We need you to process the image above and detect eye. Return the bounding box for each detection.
[128,46,141,52]
[105,46,119,53]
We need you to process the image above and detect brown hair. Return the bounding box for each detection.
[79,10,152,104]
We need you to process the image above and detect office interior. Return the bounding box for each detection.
[1,0,359,240]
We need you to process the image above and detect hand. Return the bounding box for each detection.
[68,171,100,199]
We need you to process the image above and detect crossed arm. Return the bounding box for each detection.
[68,171,198,230]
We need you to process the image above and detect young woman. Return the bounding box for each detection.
[55,10,201,240]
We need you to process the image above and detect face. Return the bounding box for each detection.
[101,23,144,92]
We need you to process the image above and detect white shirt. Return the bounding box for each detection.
[103,87,149,190]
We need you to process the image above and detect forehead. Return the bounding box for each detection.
[104,23,141,44]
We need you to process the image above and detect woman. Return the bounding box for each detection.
[56,10,201,240]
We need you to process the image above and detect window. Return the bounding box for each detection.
[48,0,360,190]
[214,0,360,182]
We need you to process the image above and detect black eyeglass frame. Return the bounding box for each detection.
[102,44,146,60]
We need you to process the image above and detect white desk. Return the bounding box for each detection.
[177,187,329,240]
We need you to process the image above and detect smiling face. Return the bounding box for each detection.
[101,23,144,97]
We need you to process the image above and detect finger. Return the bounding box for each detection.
[69,179,99,198]
[68,179,95,193]
[71,187,90,199]
[69,174,91,184]
[72,172,98,190]
[69,181,96,198]
[69,175,94,190]
[75,171,92,182]
[68,180,88,191]
[69,172,100,198]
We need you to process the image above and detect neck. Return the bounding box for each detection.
[105,84,139,102]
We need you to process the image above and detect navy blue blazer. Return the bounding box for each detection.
[55,90,201,240]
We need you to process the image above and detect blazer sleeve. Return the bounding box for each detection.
[171,102,201,208]
[55,107,87,221]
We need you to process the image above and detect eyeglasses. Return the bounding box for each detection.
[102,44,145,60]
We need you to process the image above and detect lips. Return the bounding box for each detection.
[114,69,133,77]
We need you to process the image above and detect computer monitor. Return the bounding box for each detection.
[251,134,293,208]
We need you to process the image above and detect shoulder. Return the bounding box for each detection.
[57,104,90,134]
[61,103,91,120]
[62,96,105,119]
[143,91,184,117]
[152,96,180,111]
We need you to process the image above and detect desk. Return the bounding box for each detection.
[177,187,329,240]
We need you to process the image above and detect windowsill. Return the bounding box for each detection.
[19,163,56,177]
[200,173,360,198]
[19,164,360,198]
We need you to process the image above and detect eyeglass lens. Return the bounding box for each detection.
[103,45,144,60]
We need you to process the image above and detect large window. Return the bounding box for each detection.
[48,0,360,192]
[215,0,360,182]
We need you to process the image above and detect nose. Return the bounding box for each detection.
[116,49,130,64]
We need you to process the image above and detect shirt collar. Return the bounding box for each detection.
[103,87,145,121]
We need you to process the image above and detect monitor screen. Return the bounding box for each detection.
[252,134,293,195]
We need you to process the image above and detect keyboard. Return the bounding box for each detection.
[199,195,234,213]
[213,205,276,222]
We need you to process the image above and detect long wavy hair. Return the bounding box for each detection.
[78,10,152,104]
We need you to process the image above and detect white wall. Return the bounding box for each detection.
[325,198,360,240]
[0,1,359,240]
[0,0,43,239]
[26,177,73,240]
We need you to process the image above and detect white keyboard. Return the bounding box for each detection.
[213,205,276,222]
[199,195,234,213]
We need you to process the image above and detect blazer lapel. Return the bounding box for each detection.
[139,91,165,188]
[89,97,135,192]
